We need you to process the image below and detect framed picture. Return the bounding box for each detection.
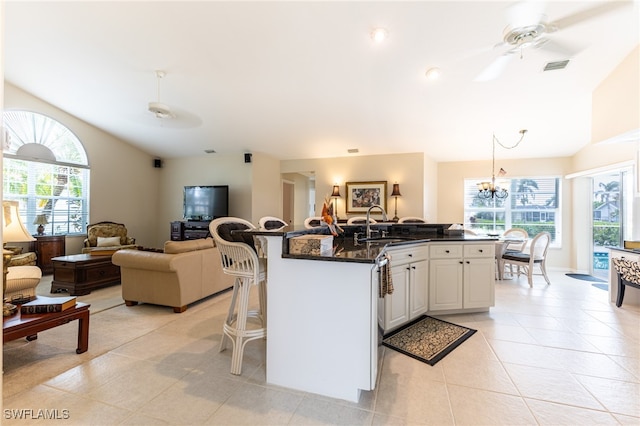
[345,181,387,214]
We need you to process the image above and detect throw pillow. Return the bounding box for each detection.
[97,236,121,247]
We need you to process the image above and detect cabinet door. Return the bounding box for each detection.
[429,259,463,310]
[409,259,428,319]
[384,262,410,331]
[463,258,495,308]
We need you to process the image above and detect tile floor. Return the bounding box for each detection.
[2,270,639,425]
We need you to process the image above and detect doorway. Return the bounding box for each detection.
[591,169,633,279]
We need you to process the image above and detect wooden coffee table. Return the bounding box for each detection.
[51,254,121,296]
[3,302,90,354]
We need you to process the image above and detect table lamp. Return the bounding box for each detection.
[331,184,341,220]
[391,183,402,221]
[34,214,49,235]
[3,200,36,316]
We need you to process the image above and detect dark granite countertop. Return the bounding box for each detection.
[245,223,498,264]
[608,246,640,255]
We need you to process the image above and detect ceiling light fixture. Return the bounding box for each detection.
[477,129,527,199]
[148,70,174,119]
[425,67,441,80]
[371,28,388,43]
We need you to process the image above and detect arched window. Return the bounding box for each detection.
[3,110,90,235]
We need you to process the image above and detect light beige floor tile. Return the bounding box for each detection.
[524,327,602,352]
[441,357,519,395]
[503,363,605,410]
[575,375,640,417]
[608,354,640,380]
[371,413,414,425]
[612,413,640,425]
[374,377,453,424]
[473,322,538,344]
[511,313,570,331]
[447,383,536,425]
[487,339,558,369]
[138,370,243,424]
[525,398,619,425]
[85,359,189,411]
[203,383,303,425]
[579,334,640,358]
[289,396,374,425]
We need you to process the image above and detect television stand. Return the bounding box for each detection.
[170,220,211,241]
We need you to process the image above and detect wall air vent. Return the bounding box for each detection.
[543,60,570,72]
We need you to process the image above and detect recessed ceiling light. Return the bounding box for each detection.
[371,28,388,43]
[425,67,441,80]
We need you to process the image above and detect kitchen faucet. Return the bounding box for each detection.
[366,204,388,239]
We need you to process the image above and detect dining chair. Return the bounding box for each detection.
[501,231,551,287]
[210,217,267,375]
[304,216,323,229]
[347,216,377,225]
[499,227,529,277]
[397,217,426,223]
[258,216,287,231]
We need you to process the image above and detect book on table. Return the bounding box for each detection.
[20,296,77,315]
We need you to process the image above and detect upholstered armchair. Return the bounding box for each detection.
[82,221,137,254]
[4,246,37,267]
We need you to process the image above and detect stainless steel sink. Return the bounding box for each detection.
[359,236,418,243]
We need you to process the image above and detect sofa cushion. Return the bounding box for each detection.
[97,236,122,247]
[164,238,214,254]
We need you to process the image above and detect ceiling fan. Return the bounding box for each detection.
[148,70,175,119]
[475,0,629,82]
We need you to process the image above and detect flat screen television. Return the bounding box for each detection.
[183,185,229,220]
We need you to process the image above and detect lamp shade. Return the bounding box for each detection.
[331,185,341,197]
[2,201,36,243]
[391,183,402,197]
[33,214,49,225]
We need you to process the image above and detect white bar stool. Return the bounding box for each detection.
[210,217,267,375]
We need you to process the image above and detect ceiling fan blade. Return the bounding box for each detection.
[505,0,547,29]
[474,54,514,82]
[547,1,630,32]
[537,38,583,58]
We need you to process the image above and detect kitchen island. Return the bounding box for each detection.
[251,223,496,402]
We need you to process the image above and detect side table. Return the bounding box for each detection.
[3,302,90,354]
[30,235,66,274]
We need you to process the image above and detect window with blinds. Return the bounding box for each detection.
[464,177,561,244]
[3,111,89,236]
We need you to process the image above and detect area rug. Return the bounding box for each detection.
[566,273,606,283]
[382,315,476,366]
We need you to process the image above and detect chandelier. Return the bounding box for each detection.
[477,129,527,199]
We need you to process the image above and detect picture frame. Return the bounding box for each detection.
[345,181,387,214]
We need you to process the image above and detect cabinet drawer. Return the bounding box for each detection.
[387,244,428,264]
[429,244,462,259]
[463,244,494,258]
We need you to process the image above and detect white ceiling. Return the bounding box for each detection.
[4,1,639,162]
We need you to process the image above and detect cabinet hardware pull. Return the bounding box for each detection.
[445,250,450,253]
[479,249,483,253]
[408,254,413,257]
[459,261,463,264]
[466,261,470,264]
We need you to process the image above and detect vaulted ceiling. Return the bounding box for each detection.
[4,1,639,162]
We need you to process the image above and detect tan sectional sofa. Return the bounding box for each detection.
[112,238,234,313]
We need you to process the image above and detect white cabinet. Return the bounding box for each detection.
[379,244,428,333]
[429,243,495,312]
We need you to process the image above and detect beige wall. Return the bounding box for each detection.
[281,153,426,222]
[250,152,282,224]
[157,153,252,245]
[438,157,573,269]
[591,45,640,145]
[4,83,160,252]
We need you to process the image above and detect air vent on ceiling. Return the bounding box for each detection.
[543,60,570,72]
[204,149,217,154]
[347,148,359,154]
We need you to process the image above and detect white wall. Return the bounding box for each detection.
[4,83,160,252]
